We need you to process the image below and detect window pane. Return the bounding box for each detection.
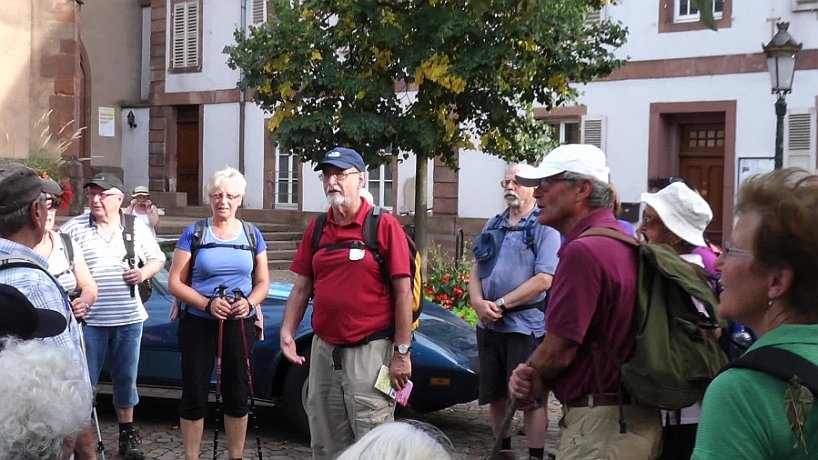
[714,0,724,12]
[680,0,691,15]
[370,183,381,204]
[291,180,298,203]
[565,122,580,144]
[369,167,381,180]
[384,181,393,207]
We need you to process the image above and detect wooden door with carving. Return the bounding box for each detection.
[679,123,725,244]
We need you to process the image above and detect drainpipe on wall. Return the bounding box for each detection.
[238,0,248,174]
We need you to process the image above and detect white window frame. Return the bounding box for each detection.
[674,0,723,24]
[171,0,200,71]
[367,164,394,210]
[274,152,299,209]
[545,119,581,144]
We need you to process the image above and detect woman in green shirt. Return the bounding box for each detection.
[692,168,818,459]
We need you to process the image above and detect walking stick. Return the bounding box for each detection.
[486,399,519,460]
[233,288,263,460]
[77,322,106,460]
[212,288,228,460]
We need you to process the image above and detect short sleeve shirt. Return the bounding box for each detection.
[175,219,267,319]
[60,212,166,327]
[290,198,411,345]
[545,208,639,402]
[478,207,561,336]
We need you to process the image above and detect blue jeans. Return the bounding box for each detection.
[83,322,143,408]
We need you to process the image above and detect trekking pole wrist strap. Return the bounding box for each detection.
[204,297,215,314]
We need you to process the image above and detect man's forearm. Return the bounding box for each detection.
[392,277,413,344]
[500,273,552,309]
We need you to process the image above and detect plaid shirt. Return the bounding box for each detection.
[0,237,90,390]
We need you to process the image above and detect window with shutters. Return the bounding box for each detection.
[581,115,607,152]
[170,0,201,72]
[544,120,581,144]
[784,111,816,170]
[368,163,394,209]
[793,0,818,12]
[251,0,268,26]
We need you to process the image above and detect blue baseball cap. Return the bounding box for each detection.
[313,147,366,172]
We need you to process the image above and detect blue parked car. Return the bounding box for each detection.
[102,266,479,437]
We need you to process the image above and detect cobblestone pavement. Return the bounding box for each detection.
[93,390,561,459]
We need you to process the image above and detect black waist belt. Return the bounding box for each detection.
[338,327,394,348]
[508,298,547,313]
[332,327,394,370]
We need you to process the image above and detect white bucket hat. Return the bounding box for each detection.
[641,182,712,247]
[515,144,610,186]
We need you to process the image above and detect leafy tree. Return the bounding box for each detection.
[226,0,627,253]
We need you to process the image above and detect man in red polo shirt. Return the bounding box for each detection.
[280,147,413,460]
[508,144,662,459]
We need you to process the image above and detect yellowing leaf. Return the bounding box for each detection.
[310,50,322,61]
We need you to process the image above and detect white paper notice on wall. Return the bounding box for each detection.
[98,107,115,137]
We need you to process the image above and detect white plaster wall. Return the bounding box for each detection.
[202,103,240,200]
[165,0,242,93]
[573,68,818,204]
[242,104,266,208]
[457,150,507,218]
[301,162,327,212]
[121,107,150,194]
[608,1,818,61]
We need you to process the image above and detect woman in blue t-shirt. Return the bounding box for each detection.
[168,166,269,460]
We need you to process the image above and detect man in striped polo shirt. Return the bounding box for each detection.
[61,172,165,458]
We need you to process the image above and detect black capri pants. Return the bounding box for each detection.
[178,313,256,420]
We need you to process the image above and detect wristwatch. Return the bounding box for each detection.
[394,344,412,355]
[495,297,507,312]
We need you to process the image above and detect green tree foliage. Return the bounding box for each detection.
[226,0,627,251]
[227,0,626,166]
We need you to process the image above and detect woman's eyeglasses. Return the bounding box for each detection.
[722,242,753,258]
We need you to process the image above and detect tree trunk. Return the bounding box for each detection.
[413,152,428,267]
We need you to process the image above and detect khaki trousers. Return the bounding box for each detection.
[557,403,662,460]
[307,335,395,460]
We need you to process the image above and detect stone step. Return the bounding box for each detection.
[268,259,292,270]
[267,248,297,259]
[266,240,299,251]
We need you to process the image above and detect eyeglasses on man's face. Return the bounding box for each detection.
[86,191,121,200]
[319,170,361,182]
[499,179,520,188]
[722,242,753,258]
[537,176,572,189]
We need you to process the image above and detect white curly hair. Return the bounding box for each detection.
[0,338,92,460]
[335,420,454,460]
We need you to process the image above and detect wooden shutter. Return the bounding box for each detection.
[172,1,200,69]
[580,115,607,151]
[793,0,818,12]
[251,0,267,25]
[784,110,816,170]
[586,6,605,24]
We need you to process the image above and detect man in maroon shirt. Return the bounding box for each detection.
[509,144,662,459]
[280,147,413,460]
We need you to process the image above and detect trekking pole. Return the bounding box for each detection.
[486,399,518,460]
[213,286,227,460]
[77,321,106,460]
[233,288,263,460]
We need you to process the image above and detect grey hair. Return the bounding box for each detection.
[206,166,247,197]
[335,420,454,460]
[0,193,46,238]
[562,171,615,210]
[0,338,92,460]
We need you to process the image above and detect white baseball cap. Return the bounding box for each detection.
[515,144,610,186]
[641,182,712,247]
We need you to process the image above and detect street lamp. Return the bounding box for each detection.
[763,22,802,169]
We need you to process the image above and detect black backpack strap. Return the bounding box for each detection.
[241,220,258,281]
[311,213,329,255]
[122,214,137,298]
[721,346,818,394]
[363,207,390,288]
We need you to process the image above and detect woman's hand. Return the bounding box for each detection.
[70,298,89,319]
[207,297,233,320]
[229,297,253,319]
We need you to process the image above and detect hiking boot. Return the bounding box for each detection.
[118,428,143,458]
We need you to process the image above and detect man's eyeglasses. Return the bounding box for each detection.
[86,191,121,200]
[538,177,571,189]
[319,170,361,182]
[499,179,520,188]
[722,242,753,258]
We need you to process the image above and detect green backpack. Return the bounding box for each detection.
[582,228,729,410]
